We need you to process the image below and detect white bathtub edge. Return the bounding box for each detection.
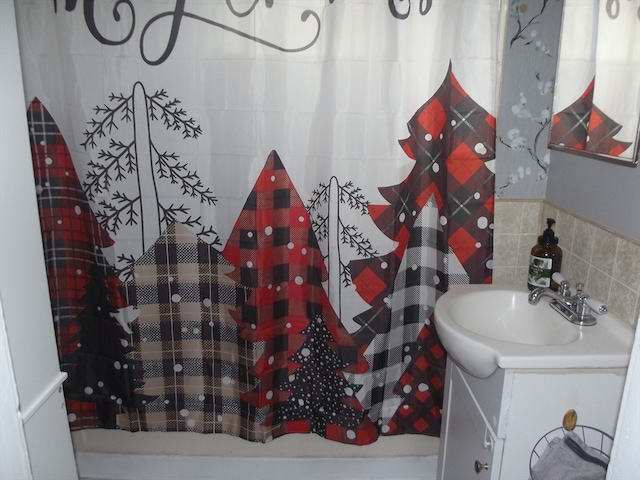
[76,452,438,480]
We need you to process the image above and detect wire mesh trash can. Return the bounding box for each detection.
[529,410,613,480]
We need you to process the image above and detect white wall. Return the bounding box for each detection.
[0,299,32,479]
[607,313,640,480]
[0,1,78,478]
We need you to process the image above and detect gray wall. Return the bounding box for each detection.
[495,0,563,200]
[546,149,640,240]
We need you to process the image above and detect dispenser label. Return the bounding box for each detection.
[528,256,552,287]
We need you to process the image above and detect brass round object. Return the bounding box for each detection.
[562,409,578,431]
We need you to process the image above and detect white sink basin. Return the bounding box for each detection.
[434,284,634,378]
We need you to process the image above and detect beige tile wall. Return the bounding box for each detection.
[492,199,640,327]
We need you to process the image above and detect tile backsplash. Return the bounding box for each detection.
[493,199,640,327]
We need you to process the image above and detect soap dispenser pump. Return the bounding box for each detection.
[527,218,563,291]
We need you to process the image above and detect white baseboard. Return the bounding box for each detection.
[76,452,438,480]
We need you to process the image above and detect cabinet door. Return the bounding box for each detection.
[439,363,503,480]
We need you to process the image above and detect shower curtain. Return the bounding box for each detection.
[17,0,498,445]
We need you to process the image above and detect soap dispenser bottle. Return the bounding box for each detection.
[527,218,563,291]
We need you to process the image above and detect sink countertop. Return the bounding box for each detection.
[434,284,635,378]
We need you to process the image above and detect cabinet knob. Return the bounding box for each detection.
[474,460,489,473]
[562,409,578,431]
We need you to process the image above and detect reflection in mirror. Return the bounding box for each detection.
[549,0,639,166]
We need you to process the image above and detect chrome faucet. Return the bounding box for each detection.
[528,274,607,326]
[528,277,572,305]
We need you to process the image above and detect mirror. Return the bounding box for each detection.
[549,0,639,166]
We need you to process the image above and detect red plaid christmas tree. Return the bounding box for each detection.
[223,150,377,444]
[27,98,135,429]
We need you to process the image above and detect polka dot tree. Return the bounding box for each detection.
[273,315,366,439]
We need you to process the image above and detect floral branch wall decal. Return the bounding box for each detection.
[509,0,551,48]
[497,72,554,197]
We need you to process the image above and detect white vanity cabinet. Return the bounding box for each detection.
[437,359,626,479]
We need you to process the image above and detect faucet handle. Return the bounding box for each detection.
[552,272,567,285]
[552,272,571,297]
[585,298,608,315]
[566,280,606,313]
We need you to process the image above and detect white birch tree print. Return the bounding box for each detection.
[81,82,219,279]
[307,176,378,318]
